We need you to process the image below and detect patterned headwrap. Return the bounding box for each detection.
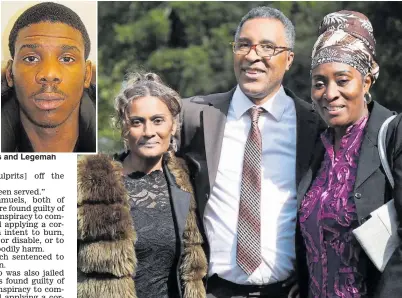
[311,10,379,83]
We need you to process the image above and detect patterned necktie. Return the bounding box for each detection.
[237,106,263,275]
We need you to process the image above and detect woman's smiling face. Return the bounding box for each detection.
[311,62,371,128]
[126,96,176,160]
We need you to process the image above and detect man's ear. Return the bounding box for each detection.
[286,51,295,71]
[84,60,92,89]
[5,60,14,87]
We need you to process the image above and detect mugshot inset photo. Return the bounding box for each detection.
[1,1,97,153]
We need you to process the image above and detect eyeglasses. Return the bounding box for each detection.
[231,42,292,58]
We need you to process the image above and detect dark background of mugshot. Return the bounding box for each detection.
[98,1,402,152]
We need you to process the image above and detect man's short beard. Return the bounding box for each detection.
[19,101,80,129]
[20,107,63,128]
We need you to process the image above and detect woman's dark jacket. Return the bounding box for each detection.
[295,101,402,297]
[77,153,208,298]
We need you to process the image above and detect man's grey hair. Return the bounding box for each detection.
[234,6,296,49]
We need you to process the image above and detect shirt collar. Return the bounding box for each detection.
[231,85,287,121]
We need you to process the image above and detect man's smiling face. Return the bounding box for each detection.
[233,18,294,103]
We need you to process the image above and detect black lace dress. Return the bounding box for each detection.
[123,170,179,298]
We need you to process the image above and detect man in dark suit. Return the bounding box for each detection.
[180,6,324,298]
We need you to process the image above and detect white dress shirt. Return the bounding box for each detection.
[204,85,297,285]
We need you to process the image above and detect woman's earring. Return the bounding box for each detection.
[364,92,372,104]
[123,138,129,151]
[170,136,177,152]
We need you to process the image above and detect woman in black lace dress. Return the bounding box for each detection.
[77,73,208,298]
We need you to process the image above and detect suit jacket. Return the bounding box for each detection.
[295,101,402,297]
[179,87,325,262]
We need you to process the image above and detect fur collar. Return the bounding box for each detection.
[77,153,207,298]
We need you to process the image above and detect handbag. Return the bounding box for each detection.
[352,115,398,272]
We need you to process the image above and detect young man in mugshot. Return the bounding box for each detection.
[2,2,96,152]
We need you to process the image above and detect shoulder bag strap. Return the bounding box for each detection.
[378,115,397,189]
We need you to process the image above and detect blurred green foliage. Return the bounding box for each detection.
[98,1,402,152]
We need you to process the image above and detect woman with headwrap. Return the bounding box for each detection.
[294,11,402,298]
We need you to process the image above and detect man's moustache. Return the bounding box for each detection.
[29,85,67,98]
